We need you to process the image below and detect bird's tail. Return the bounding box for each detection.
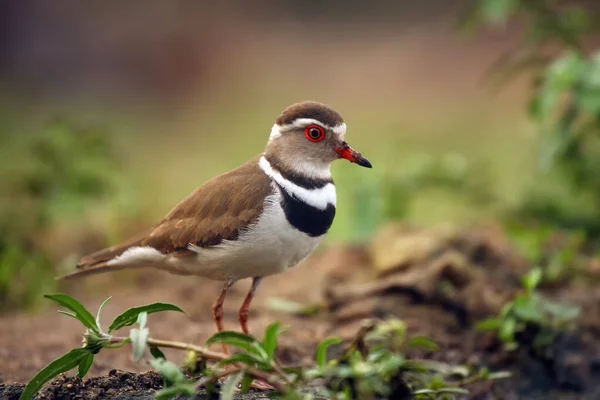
[57,233,147,280]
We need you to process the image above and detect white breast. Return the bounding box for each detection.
[164,188,326,280]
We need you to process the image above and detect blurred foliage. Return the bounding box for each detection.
[467,0,600,235]
[355,0,600,258]
[506,223,589,284]
[350,153,497,239]
[477,267,581,353]
[0,121,120,310]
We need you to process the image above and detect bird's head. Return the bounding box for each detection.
[264,101,371,178]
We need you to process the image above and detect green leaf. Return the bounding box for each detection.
[57,310,77,319]
[429,374,448,390]
[95,297,112,329]
[513,295,544,323]
[499,317,517,344]
[543,300,581,322]
[20,348,90,400]
[216,352,270,370]
[224,339,261,355]
[150,346,166,360]
[206,331,264,356]
[240,374,253,394]
[522,268,542,292]
[108,303,185,333]
[150,358,188,384]
[45,294,99,333]
[406,336,439,352]
[476,318,502,331]
[316,337,342,368]
[413,388,437,395]
[436,387,470,394]
[500,302,514,318]
[154,384,197,400]
[480,0,518,25]
[580,66,600,114]
[487,371,513,380]
[220,371,244,400]
[549,53,587,90]
[532,52,586,125]
[412,360,470,377]
[206,330,255,345]
[262,322,282,361]
[77,353,94,378]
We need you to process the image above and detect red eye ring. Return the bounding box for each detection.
[305,125,325,142]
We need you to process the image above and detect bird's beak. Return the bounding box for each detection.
[335,141,372,168]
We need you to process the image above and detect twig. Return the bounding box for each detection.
[195,366,243,388]
[346,319,377,359]
[272,359,291,382]
[108,335,289,393]
[109,336,226,361]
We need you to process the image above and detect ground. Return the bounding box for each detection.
[2,224,600,399]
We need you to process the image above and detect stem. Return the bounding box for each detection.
[108,335,289,393]
[195,366,243,387]
[272,361,292,383]
[243,367,288,392]
[346,320,377,359]
[109,336,225,361]
[454,371,488,387]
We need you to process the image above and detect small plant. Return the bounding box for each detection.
[19,294,184,400]
[22,295,509,400]
[477,267,581,352]
[303,320,508,400]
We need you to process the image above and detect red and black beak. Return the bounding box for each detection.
[335,141,372,168]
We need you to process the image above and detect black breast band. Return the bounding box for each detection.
[276,184,335,237]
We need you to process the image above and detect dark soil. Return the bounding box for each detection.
[0,370,290,399]
[3,223,600,399]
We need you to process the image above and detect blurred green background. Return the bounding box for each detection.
[1,0,599,310]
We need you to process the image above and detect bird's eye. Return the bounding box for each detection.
[305,125,325,142]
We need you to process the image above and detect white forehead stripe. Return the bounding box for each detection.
[269,124,282,141]
[278,118,345,133]
[270,119,347,143]
[259,156,336,210]
[331,122,346,137]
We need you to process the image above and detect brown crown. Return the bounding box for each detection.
[275,101,344,127]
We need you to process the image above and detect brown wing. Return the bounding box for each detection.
[141,155,273,252]
[59,155,273,279]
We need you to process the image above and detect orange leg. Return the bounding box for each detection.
[239,277,262,335]
[239,277,273,391]
[212,278,235,354]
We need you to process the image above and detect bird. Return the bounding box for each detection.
[59,101,372,342]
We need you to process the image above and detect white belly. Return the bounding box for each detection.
[163,193,325,280]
